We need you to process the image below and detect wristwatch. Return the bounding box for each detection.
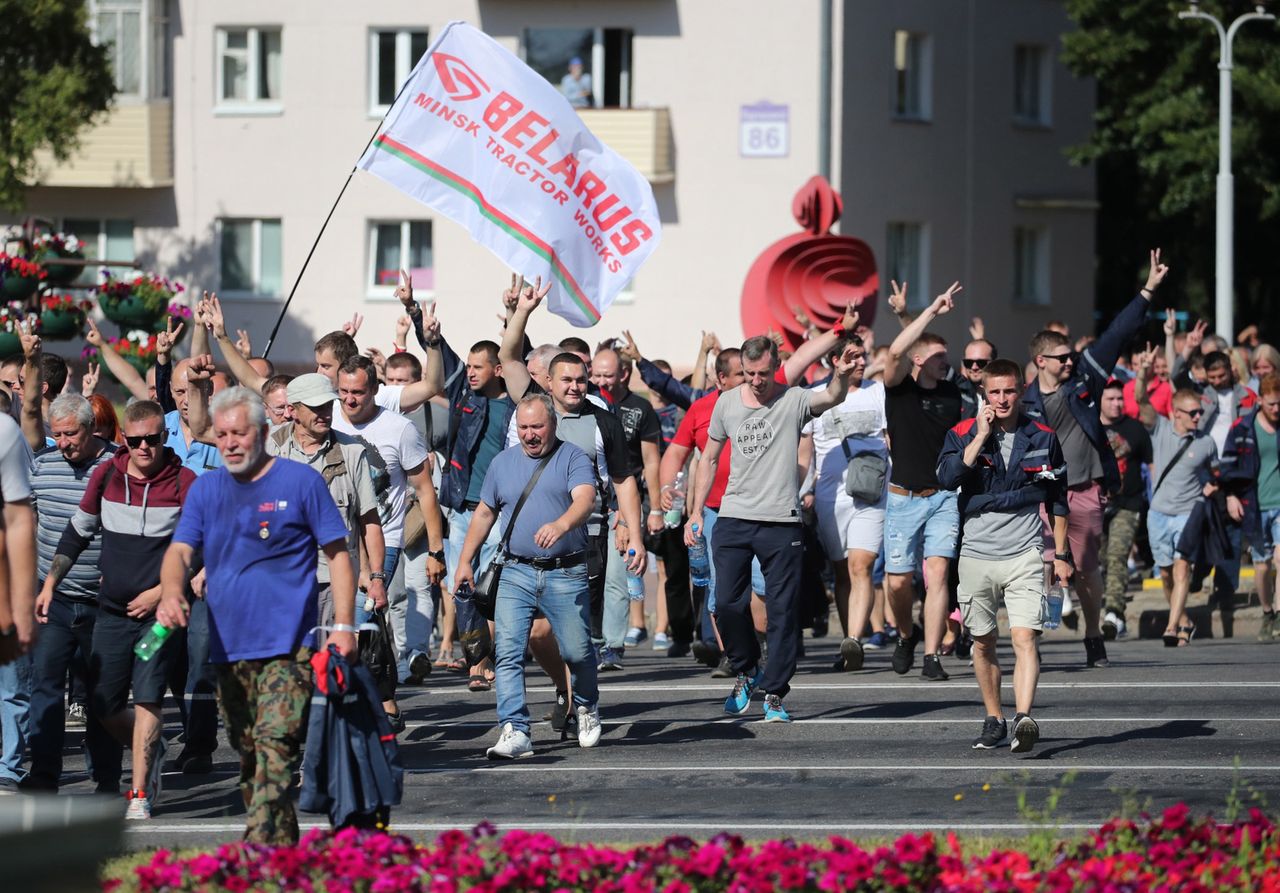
[428,549,446,563]
[369,571,387,582]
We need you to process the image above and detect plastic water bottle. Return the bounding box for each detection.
[134,622,173,662]
[688,525,711,588]
[1044,586,1066,630]
[626,549,646,601]
[664,472,687,529]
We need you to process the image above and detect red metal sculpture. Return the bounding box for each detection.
[740,176,879,352]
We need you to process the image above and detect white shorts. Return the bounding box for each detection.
[815,485,885,562]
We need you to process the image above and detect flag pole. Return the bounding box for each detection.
[261,80,414,359]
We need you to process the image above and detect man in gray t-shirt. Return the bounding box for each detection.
[687,335,861,722]
[453,395,603,759]
[1135,352,1219,645]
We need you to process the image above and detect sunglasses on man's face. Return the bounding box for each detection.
[125,433,165,449]
[962,358,990,370]
[1040,352,1075,364]
[1176,407,1205,419]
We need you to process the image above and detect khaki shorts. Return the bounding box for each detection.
[957,548,1044,636]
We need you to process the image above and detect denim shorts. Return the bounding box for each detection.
[884,490,960,574]
[1250,507,1280,562]
[1147,509,1191,568]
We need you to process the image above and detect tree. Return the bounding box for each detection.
[1062,0,1280,340]
[0,0,116,212]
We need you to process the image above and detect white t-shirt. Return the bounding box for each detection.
[1210,389,1234,454]
[804,380,889,499]
[332,406,428,548]
[330,383,404,422]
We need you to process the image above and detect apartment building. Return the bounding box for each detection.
[14,0,1095,367]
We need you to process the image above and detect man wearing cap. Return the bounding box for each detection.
[560,57,592,108]
[266,374,386,629]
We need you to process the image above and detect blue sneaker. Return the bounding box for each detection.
[723,668,762,715]
[597,647,624,671]
[623,627,647,648]
[762,694,791,723]
[863,630,893,650]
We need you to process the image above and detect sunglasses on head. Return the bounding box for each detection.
[125,433,164,449]
[962,358,990,370]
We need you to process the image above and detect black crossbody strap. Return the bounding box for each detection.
[1153,435,1195,496]
[500,446,557,551]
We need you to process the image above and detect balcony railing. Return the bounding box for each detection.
[35,100,173,188]
[578,107,674,184]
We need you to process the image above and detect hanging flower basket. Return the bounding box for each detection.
[33,234,86,286]
[95,271,184,334]
[0,305,26,360]
[0,254,47,302]
[38,295,92,341]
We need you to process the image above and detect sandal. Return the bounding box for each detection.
[446,657,466,671]
[1177,623,1196,647]
[467,674,491,692]
[1162,630,1179,648]
[433,655,451,668]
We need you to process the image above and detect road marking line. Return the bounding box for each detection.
[400,764,1279,774]
[498,681,1280,693]
[404,716,1280,729]
[127,820,1110,835]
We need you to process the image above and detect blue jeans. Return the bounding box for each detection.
[884,490,960,574]
[1148,509,1192,568]
[448,509,502,656]
[1251,507,1280,562]
[493,561,598,734]
[27,597,122,789]
[181,597,219,756]
[0,653,32,781]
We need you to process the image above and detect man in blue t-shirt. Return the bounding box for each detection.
[453,394,602,759]
[156,387,354,845]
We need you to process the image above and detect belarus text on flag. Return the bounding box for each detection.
[357,21,662,327]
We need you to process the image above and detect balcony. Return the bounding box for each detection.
[35,100,173,189]
[578,107,674,184]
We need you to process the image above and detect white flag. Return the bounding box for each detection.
[357,21,661,327]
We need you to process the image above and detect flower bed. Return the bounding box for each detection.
[102,805,1278,893]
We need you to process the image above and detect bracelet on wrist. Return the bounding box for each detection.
[831,324,846,338]
[648,509,663,516]
[329,623,358,633]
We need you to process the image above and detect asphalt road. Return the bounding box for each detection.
[48,625,1275,849]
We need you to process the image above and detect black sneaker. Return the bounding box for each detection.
[710,656,734,678]
[691,641,722,668]
[406,650,433,684]
[549,690,571,733]
[1010,712,1040,753]
[921,654,950,681]
[954,630,972,661]
[386,709,406,734]
[181,754,213,775]
[839,637,864,672]
[971,715,1007,749]
[892,624,921,675]
[1084,636,1110,668]
[666,639,691,659]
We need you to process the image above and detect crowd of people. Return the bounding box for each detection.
[0,249,1276,843]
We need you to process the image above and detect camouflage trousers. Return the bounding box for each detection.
[215,646,312,845]
[1103,508,1142,621]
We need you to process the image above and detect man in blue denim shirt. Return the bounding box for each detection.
[453,394,601,759]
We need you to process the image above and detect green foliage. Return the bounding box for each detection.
[0,0,116,211]
[1062,0,1280,334]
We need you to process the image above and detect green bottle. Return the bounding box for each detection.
[134,622,173,662]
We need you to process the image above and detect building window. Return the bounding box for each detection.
[369,29,429,115]
[524,28,633,109]
[61,219,135,287]
[216,27,282,111]
[219,218,282,297]
[885,223,929,310]
[1013,226,1050,306]
[892,31,931,121]
[89,0,169,99]
[1014,44,1051,125]
[367,221,433,298]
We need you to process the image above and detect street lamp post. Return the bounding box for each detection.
[1178,1,1274,340]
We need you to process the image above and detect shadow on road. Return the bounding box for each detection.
[1027,719,1217,760]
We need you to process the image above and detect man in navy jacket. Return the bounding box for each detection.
[939,359,1073,755]
[1021,249,1169,669]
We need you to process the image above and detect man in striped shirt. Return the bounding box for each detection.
[25,393,121,793]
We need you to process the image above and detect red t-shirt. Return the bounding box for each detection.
[1123,376,1172,419]
[673,370,788,511]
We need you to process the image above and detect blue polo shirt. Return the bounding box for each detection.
[164,410,223,475]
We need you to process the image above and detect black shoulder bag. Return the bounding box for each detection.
[471,450,556,620]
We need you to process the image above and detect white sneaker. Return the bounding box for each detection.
[485,723,533,760]
[124,792,152,820]
[1113,615,1127,638]
[576,705,602,748]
